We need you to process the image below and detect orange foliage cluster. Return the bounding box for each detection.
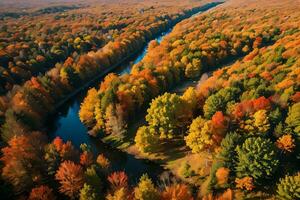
[235,177,255,191]
[55,160,85,198]
[161,184,193,200]
[232,97,271,119]
[107,171,128,192]
[28,185,56,200]
[276,134,295,153]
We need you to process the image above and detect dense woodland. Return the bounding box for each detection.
[1,0,300,199]
[0,0,215,141]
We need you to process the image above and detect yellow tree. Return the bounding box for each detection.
[185,117,214,153]
[79,88,99,128]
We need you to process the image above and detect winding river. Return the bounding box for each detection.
[48,3,220,184]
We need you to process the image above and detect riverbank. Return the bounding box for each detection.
[48,2,223,183]
[52,1,223,113]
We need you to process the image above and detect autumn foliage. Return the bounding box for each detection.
[55,161,85,198]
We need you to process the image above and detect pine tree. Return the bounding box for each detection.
[235,137,279,184]
[217,132,243,170]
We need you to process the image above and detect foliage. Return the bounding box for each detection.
[215,167,230,186]
[180,162,195,178]
[55,160,85,198]
[146,93,192,139]
[242,109,270,135]
[161,183,193,200]
[203,87,240,119]
[96,154,111,170]
[135,126,159,153]
[134,174,159,200]
[107,171,128,192]
[28,185,56,200]
[217,132,243,170]
[106,187,131,200]
[286,102,300,136]
[79,88,99,127]
[276,173,300,200]
[185,117,210,153]
[79,184,99,200]
[235,177,255,191]
[276,134,295,153]
[235,137,279,184]
[1,132,46,193]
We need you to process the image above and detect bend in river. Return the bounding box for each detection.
[48,3,220,184]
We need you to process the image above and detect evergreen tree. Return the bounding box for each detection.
[235,137,279,184]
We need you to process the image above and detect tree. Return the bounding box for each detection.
[1,132,46,193]
[60,66,81,88]
[96,154,110,170]
[106,187,132,200]
[203,94,224,119]
[276,173,300,200]
[55,161,85,199]
[146,93,192,139]
[79,184,99,200]
[135,126,159,153]
[107,171,128,192]
[134,174,159,200]
[215,167,230,186]
[211,111,229,136]
[203,87,240,119]
[217,132,243,170]
[105,104,127,136]
[80,151,94,167]
[185,58,202,78]
[242,109,270,135]
[185,117,222,153]
[28,185,56,200]
[79,88,99,127]
[181,87,198,111]
[90,102,105,136]
[285,102,300,136]
[235,137,279,184]
[276,134,295,153]
[161,184,193,200]
[85,165,102,193]
[235,177,255,191]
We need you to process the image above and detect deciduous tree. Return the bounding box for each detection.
[55,161,85,199]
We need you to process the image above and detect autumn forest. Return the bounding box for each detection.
[0,0,299,199]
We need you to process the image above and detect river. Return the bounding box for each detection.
[47,28,173,184]
[48,3,220,184]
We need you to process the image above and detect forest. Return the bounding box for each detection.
[0,0,300,199]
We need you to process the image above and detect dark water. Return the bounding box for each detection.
[47,4,219,184]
